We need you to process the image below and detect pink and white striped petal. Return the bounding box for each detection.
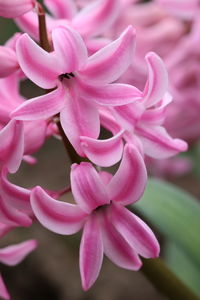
[142,52,168,108]
[0,274,10,300]
[136,125,188,159]
[99,107,122,135]
[73,0,120,38]
[101,209,142,270]
[71,163,110,213]
[44,0,77,19]
[113,101,144,131]
[0,168,31,212]
[0,120,24,173]
[23,120,47,154]
[31,186,87,235]
[52,27,88,74]
[99,171,113,185]
[80,83,141,106]
[141,93,172,125]
[107,144,147,205]
[0,194,32,227]
[15,11,39,40]
[110,204,160,258]
[80,214,103,291]
[11,85,66,121]
[0,46,19,77]
[0,239,37,266]
[80,130,124,167]
[60,92,100,156]
[79,26,136,84]
[16,33,60,89]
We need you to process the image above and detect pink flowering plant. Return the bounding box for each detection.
[0,0,200,299]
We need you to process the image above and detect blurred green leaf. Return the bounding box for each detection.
[165,242,200,296]
[134,179,200,267]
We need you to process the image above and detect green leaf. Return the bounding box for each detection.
[134,179,200,267]
[165,242,200,296]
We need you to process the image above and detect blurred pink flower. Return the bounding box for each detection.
[15,0,120,41]
[0,0,36,18]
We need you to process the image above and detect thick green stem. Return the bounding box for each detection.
[141,258,200,300]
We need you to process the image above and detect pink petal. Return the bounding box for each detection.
[71,163,110,213]
[31,186,86,234]
[11,85,65,121]
[52,26,88,74]
[0,46,19,77]
[23,120,47,154]
[44,0,77,19]
[80,130,124,167]
[99,171,113,185]
[143,52,168,108]
[80,214,103,291]
[0,194,32,227]
[0,120,24,173]
[141,93,172,125]
[101,208,142,270]
[0,168,31,212]
[0,274,10,300]
[0,239,37,266]
[112,101,144,131]
[60,91,100,156]
[110,204,160,258]
[16,33,60,89]
[79,26,136,84]
[15,11,39,41]
[80,82,142,106]
[136,125,188,159]
[99,107,122,135]
[73,0,120,38]
[107,144,147,205]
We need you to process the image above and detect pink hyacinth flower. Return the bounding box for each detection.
[11,25,141,159]
[31,144,159,290]
[0,0,36,18]
[110,52,188,159]
[0,239,37,300]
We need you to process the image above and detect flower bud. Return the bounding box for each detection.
[0,0,36,18]
[0,46,19,77]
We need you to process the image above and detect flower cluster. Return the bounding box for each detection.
[0,0,189,296]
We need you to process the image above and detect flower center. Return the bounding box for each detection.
[59,72,75,81]
[94,202,111,212]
